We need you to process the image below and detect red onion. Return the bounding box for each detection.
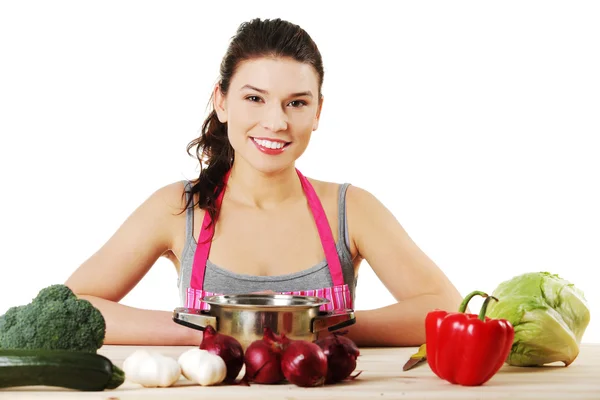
[199,325,244,383]
[315,332,360,384]
[281,340,328,387]
[262,326,292,350]
[244,328,286,384]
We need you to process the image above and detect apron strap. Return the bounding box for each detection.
[295,169,346,287]
[189,170,230,291]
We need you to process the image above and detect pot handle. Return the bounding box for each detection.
[312,308,356,333]
[172,307,218,331]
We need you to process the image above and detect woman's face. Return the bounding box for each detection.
[214,56,323,175]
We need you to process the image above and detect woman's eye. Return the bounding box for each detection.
[246,96,262,102]
[288,100,307,108]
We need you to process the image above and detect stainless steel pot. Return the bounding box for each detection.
[173,294,355,349]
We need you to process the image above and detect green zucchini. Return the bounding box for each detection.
[0,349,125,391]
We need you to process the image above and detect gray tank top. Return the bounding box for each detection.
[177,182,358,306]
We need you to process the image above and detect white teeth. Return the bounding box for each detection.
[254,138,286,149]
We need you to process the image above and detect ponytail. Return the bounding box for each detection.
[184,107,234,230]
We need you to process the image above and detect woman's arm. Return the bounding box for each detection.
[343,186,464,347]
[65,182,200,346]
[78,295,202,346]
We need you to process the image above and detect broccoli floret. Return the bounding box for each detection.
[35,283,78,303]
[0,284,106,353]
[0,305,24,332]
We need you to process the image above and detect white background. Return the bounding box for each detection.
[1,1,598,343]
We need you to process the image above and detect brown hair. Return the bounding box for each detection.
[184,18,325,229]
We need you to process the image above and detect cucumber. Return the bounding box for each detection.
[0,349,125,391]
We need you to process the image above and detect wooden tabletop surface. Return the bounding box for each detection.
[1,343,598,399]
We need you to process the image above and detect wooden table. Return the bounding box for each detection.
[2,344,599,399]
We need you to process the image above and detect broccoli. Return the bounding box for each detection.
[0,284,106,353]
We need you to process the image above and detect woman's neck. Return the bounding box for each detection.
[226,162,304,209]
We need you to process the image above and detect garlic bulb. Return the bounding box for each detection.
[122,349,181,387]
[178,348,227,386]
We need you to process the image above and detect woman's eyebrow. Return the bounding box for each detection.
[240,84,313,98]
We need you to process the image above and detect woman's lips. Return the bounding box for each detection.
[250,137,291,155]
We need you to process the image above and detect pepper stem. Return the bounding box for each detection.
[478,295,499,321]
[458,290,488,313]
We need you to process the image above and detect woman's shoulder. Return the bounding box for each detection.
[305,177,375,206]
[144,180,196,214]
[305,177,340,196]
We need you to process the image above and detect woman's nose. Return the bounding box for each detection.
[260,105,288,132]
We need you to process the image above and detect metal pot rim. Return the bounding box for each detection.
[201,293,330,309]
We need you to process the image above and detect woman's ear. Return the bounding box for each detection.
[213,84,228,123]
[313,95,324,131]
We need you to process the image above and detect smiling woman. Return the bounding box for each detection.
[64,17,464,348]
[223,62,316,162]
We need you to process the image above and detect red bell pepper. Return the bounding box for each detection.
[425,290,514,386]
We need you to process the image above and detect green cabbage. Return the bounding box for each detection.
[486,272,590,367]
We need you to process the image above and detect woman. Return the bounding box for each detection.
[65,18,463,347]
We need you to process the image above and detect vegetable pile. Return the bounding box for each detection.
[0,284,125,391]
[121,326,361,388]
[403,271,591,387]
[242,327,361,387]
[182,325,361,387]
[159,325,361,387]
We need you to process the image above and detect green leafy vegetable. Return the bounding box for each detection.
[486,272,590,367]
[0,284,106,353]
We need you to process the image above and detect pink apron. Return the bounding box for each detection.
[185,168,353,312]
